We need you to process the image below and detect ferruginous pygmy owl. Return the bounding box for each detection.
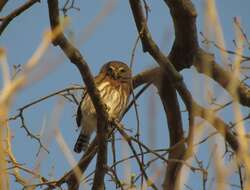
[74,61,132,153]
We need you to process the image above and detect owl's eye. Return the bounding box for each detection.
[119,68,126,73]
[107,66,114,75]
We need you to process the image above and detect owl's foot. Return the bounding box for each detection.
[104,103,111,113]
[108,116,118,123]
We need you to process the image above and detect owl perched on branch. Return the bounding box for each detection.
[74,61,132,153]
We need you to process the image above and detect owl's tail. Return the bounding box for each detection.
[74,133,90,153]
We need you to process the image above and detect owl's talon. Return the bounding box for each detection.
[104,103,111,112]
[110,117,120,125]
[108,116,117,125]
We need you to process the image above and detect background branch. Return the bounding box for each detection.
[0,0,8,12]
[195,49,250,107]
[0,0,40,35]
[163,0,250,106]
[134,67,240,152]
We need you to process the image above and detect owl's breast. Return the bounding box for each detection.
[81,81,128,119]
[100,82,128,118]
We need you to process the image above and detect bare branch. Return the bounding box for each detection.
[233,17,250,49]
[133,68,240,152]
[8,86,83,154]
[47,1,110,189]
[129,0,182,84]
[61,0,80,16]
[0,0,40,35]
[200,32,250,61]
[162,0,250,107]
[9,86,83,113]
[155,74,186,190]
[128,0,241,153]
[195,49,250,107]
[112,120,158,190]
[0,0,8,12]
[163,0,199,70]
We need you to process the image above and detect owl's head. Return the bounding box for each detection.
[100,61,132,82]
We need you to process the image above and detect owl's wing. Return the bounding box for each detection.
[76,73,105,127]
[76,90,86,127]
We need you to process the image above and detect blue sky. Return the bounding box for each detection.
[1,0,250,189]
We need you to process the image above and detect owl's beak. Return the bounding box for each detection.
[108,66,119,79]
[112,70,119,79]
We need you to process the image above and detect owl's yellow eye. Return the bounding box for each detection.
[119,68,126,73]
[107,66,114,75]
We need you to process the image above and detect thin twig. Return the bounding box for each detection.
[200,32,250,61]
[61,0,80,16]
[0,0,40,35]
[113,120,158,190]
[8,86,83,154]
[233,17,250,49]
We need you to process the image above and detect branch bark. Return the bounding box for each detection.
[0,0,8,12]
[162,0,250,107]
[163,0,198,70]
[0,0,40,35]
[134,68,239,152]
[176,78,239,152]
[129,0,182,84]
[195,49,250,107]
[47,1,109,189]
[155,74,186,190]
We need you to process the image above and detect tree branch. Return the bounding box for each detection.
[0,0,8,12]
[163,0,199,70]
[134,68,240,152]
[129,0,240,151]
[112,120,158,190]
[155,74,186,190]
[0,0,40,36]
[195,49,250,107]
[162,0,250,106]
[129,0,182,84]
[47,1,109,189]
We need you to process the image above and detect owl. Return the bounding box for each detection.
[74,61,132,153]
